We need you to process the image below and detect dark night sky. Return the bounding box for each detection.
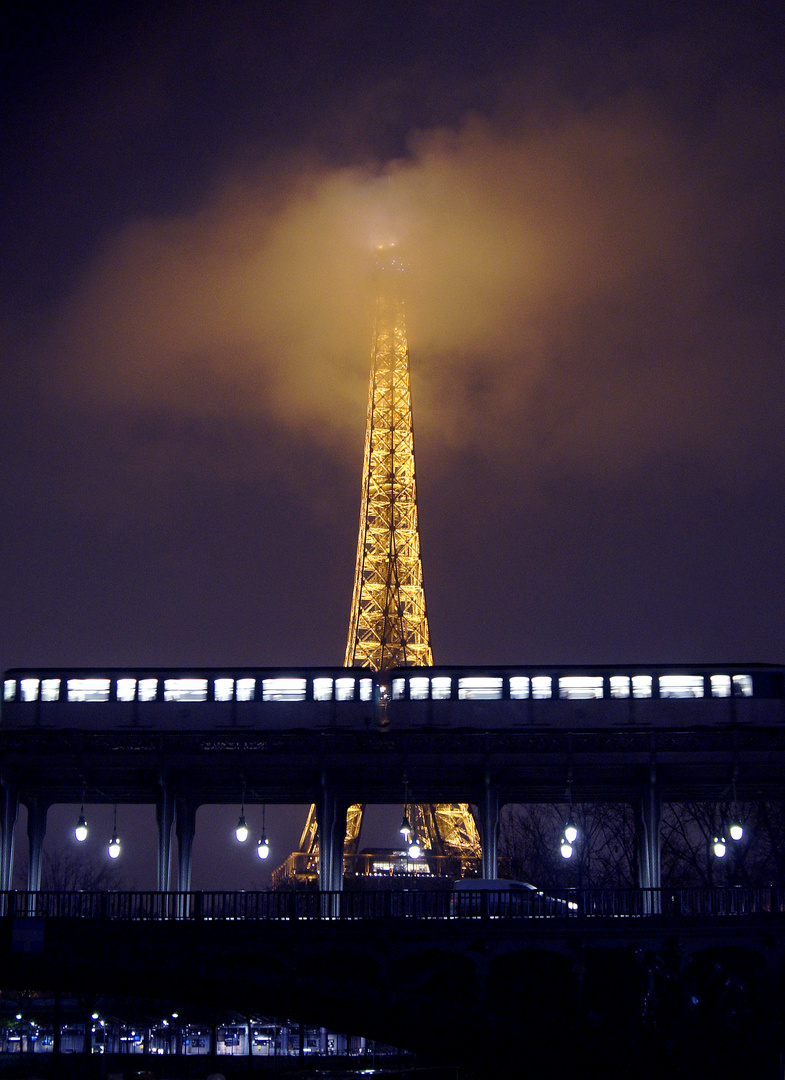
[2,0,784,887]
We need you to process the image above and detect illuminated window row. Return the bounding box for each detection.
[1,671,757,704]
[2,675,374,704]
[389,673,755,701]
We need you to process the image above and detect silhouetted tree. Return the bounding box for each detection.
[498,801,636,889]
[661,799,785,888]
[499,799,785,891]
[13,845,124,891]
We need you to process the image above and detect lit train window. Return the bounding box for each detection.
[214,678,234,702]
[165,678,208,702]
[610,676,630,699]
[659,675,704,698]
[313,678,333,701]
[458,676,503,700]
[531,676,552,700]
[733,675,753,697]
[632,676,652,698]
[262,678,307,702]
[236,678,255,702]
[559,676,603,700]
[3,679,16,701]
[21,678,39,702]
[431,676,451,700]
[509,676,530,700]
[67,678,110,702]
[710,675,731,698]
[41,679,60,702]
[335,678,355,701]
[117,679,136,702]
[409,677,429,700]
[392,678,406,700]
[360,678,373,702]
[138,679,158,702]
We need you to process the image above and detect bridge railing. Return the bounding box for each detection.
[2,887,783,922]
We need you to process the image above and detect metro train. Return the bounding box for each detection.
[2,664,784,731]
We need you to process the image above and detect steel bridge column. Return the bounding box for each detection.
[635,765,661,911]
[316,775,346,894]
[634,800,650,890]
[156,786,174,893]
[334,797,349,891]
[480,773,499,880]
[0,781,19,895]
[175,799,196,894]
[26,797,48,893]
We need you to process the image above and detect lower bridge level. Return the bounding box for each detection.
[2,887,785,1079]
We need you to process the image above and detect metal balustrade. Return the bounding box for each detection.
[3,887,784,922]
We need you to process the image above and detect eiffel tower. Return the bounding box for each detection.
[295,245,481,876]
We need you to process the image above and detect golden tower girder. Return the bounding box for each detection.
[345,255,432,671]
[285,246,480,882]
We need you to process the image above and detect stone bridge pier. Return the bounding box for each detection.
[3,914,785,1078]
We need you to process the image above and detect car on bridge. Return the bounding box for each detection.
[449,879,578,918]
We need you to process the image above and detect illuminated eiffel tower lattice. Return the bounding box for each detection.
[295,245,481,878]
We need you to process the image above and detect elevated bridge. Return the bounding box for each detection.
[1,664,784,895]
[3,887,785,1078]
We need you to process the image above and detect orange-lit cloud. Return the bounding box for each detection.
[48,55,783,489]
